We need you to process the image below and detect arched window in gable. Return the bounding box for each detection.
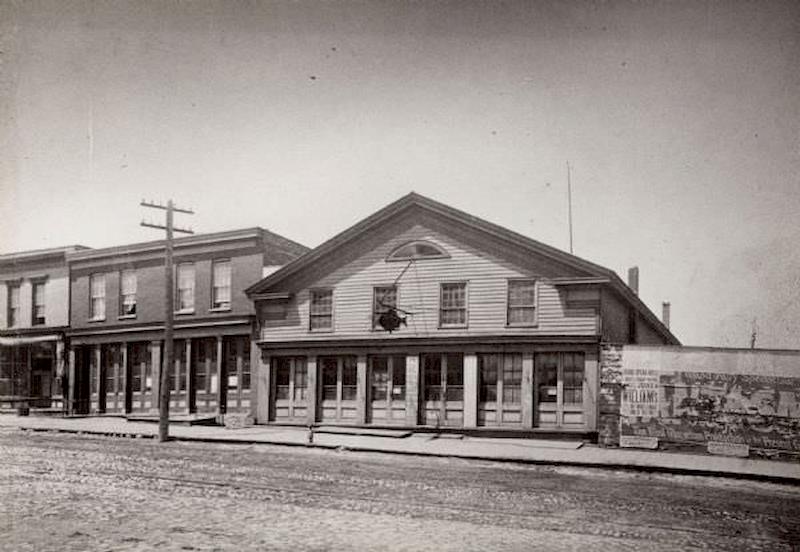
[386,240,448,262]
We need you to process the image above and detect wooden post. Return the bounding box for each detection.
[522,352,534,428]
[584,348,599,431]
[405,354,419,426]
[216,336,225,416]
[463,353,478,428]
[121,342,129,413]
[185,339,193,413]
[356,354,368,424]
[306,356,318,425]
[67,347,76,415]
[94,345,103,413]
[151,340,161,414]
[252,343,269,423]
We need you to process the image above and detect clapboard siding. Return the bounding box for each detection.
[259,220,599,342]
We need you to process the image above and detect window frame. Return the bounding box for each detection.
[308,288,334,332]
[175,262,195,314]
[6,281,21,328]
[30,278,47,326]
[89,273,106,321]
[439,281,468,328]
[118,269,137,319]
[506,278,538,327]
[210,259,232,312]
[386,240,449,262]
[372,284,398,330]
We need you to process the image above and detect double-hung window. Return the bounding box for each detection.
[309,289,333,331]
[440,282,467,327]
[176,263,195,312]
[89,274,106,320]
[32,281,46,325]
[373,285,397,329]
[507,279,537,326]
[7,283,20,327]
[119,269,137,317]
[212,260,232,310]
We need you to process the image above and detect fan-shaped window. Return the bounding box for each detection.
[387,240,448,261]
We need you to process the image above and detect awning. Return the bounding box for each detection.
[0,334,62,346]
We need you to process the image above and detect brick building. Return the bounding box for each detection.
[66,228,307,418]
[0,246,88,411]
[246,193,678,433]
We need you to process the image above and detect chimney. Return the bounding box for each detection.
[627,266,639,295]
[662,301,671,329]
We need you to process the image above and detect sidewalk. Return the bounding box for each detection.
[2,415,798,485]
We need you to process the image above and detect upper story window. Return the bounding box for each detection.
[373,285,397,329]
[7,283,20,327]
[440,282,467,327]
[89,274,106,321]
[32,281,46,325]
[387,240,448,262]
[176,263,195,312]
[507,279,537,326]
[212,260,232,310]
[119,269,137,317]
[309,289,333,331]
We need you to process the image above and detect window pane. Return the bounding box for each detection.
[508,280,536,306]
[177,265,195,310]
[213,261,232,308]
[371,358,389,401]
[310,290,332,329]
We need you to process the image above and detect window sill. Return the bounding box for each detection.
[208,307,232,313]
[308,328,334,334]
[505,323,539,328]
[174,309,195,316]
[118,314,137,320]
[437,324,468,330]
[88,317,106,323]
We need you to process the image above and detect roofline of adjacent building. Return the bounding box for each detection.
[0,245,91,266]
[245,192,679,345]
[66,226,306,264]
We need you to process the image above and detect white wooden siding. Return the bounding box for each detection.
[260,223,598,342]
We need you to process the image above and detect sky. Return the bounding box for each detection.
[1,0,799,349]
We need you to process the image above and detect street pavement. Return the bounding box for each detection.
[1,427,799,551]
[1,415,798,484]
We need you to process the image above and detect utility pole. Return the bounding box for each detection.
[566,161,574,254]
[140,199,194,442]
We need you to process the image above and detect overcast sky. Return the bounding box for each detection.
[1,0,798,349]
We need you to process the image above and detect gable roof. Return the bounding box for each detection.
[246,192,679,344]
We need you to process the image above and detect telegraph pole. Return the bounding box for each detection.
[140,199,194,442]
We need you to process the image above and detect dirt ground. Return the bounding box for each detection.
[1,427,799,551]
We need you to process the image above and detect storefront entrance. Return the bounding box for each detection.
[534,352,585,428]
[367,355,406,425]
[419,353,463,427]
[478,353,523,427]
[272,356,308,421]
[319,356,358,423]
[128,342,154,413]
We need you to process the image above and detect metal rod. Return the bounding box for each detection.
[567,161,574,254]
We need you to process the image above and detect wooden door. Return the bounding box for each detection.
[272,356,308,421]
[319,356,358,423]
[534,352,586,428]
[420,353,463,427]
[368,355,406,425]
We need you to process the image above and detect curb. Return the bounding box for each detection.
[17,425,800,487]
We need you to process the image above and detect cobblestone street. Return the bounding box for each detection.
[1,427,799,551]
